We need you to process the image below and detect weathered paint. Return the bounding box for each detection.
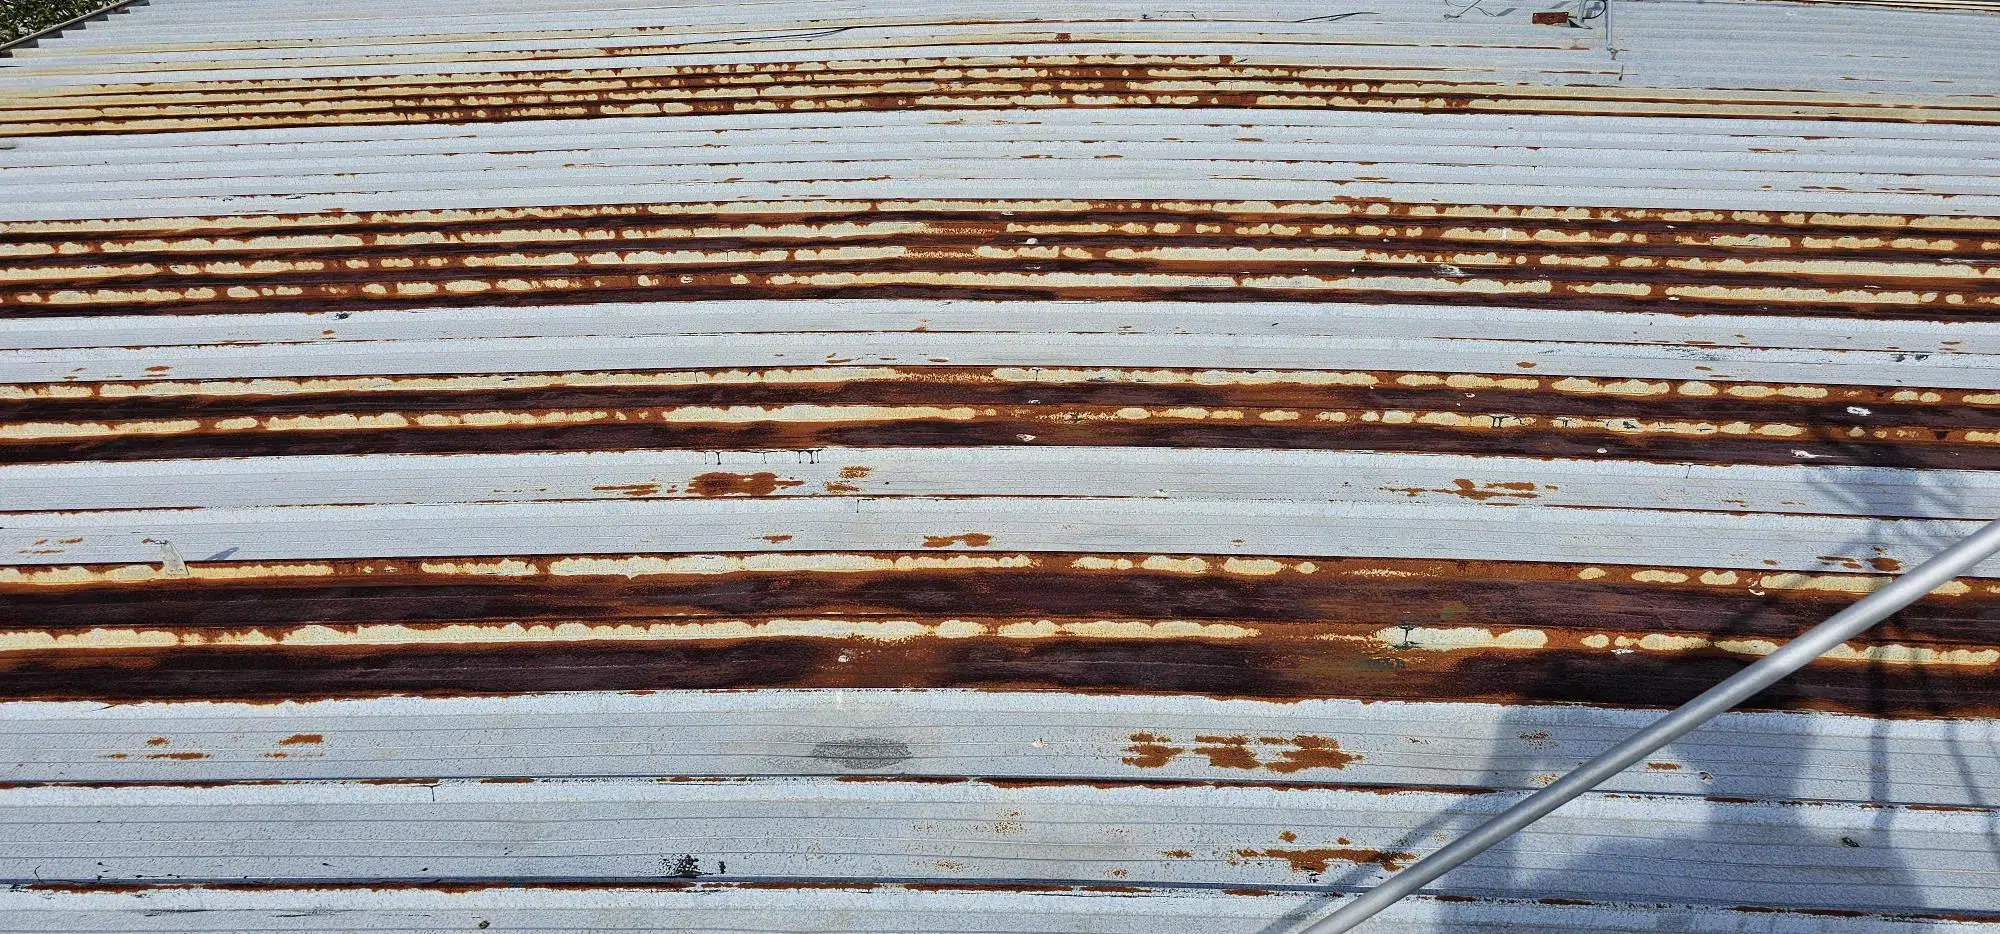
[13,690,1996,805]
[4,199,1997,319]
[0,776,1994,913]
[2,0,1997,929]
[4,883,1993,934]
[0,550,1994,712]
[10,55,2000,138]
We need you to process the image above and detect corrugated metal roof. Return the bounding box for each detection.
[1,0,1996,930]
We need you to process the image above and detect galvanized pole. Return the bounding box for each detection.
[1604,0,1615,59]
[1301,516,2000,934]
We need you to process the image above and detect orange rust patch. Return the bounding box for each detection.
[1193,735,1260,770]
[1388,479,1546,502]
[144,752,209,760]
[592,483,663,498]
[1647,761,1683,771]
[144,737,169,747]
[1262,735,1362,773]
[761,534,794,543]
[686,472,803,497]
[922,533,993,548]
[1124,732,1360,773]
[1162,849,1194,859]
[13,59,2000,142]
[1237,847,1415,874]
[839,466,872,479]
[1121,732,1185,769]
[277,733,323,746]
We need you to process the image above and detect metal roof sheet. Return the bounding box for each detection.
[1,0,1996,930]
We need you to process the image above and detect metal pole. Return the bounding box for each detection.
[1604,0,1615,60]
[1301,516,2000,934]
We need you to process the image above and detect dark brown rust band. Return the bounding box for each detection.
[4,201,1995,321]
[6,369,1994,421]
[1,632,1993,716]
[3,367,1993,468]
[5,553,1994,641]
[9,57,1999,138]
[1,553,1994,710]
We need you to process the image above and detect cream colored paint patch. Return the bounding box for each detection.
[990,368,1379,387]
[1378,627,1549,651]
[1606,632,1999,668]
[0,616,1257,653]
[0,419,202,441]
[0,562,338,587]
[546,553,1040,579]
[0,368,905,402]
[9,404,1002,440]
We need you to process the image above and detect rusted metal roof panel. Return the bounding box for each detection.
[0,0,1996,930]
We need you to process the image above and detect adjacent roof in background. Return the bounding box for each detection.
[1,0,1997,931]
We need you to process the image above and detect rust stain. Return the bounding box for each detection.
[0,550,1990,709]
[1647,761,1683,771]
[592,483,664,498]
[1122,732,1363,772]
[1388,479,1548,501]
[3,360,1987,470]
[1236,846,1416,874]
[143,752,209,760]
[144,737,169,747]
[685,472,803,497]
[5,199,1997,326]
[760,534,795,543]
[277,733,324,746]
[1192,735,1261,770]
[1262,735,1363,773]
[1121,732,1184,768]
[922,533,994,548]
[6,56,1998,140]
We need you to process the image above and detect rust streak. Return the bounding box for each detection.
[7,57,2000,138]
[4,199,1996,323]
[1235,846,1416,874]
[685,472,804,497]
[923,533,994,548]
